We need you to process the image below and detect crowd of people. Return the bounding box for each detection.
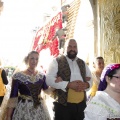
[0,38,120,120]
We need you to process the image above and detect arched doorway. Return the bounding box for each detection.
[74,0,94,65]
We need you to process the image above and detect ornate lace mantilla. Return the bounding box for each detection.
[12,72,44,83]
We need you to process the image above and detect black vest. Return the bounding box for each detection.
[55,55,86,106]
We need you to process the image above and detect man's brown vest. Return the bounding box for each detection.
[55,55,86,106]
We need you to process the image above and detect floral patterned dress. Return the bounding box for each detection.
[8,72,50,120]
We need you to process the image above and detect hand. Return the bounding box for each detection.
[84,82,90,89]
[76,81,86,92]
[77,81,89,92]
[67,80,81,91]
[5,116,11,120]
[55,77,63,83]
[67,80,89,92]
[5,108,13,120]
[85,77,91,81]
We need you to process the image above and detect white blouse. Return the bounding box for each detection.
[84,91,120,120]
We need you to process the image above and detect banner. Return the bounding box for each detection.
[32,12,62,57]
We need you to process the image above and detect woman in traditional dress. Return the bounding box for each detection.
[84,63,120,119]
[5,51,51,120]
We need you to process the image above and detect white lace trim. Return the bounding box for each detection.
[85,91,120,118]
[12,72,45,83]
[12,99,51,120]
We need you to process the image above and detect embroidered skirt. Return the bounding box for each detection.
[12,99,51,120]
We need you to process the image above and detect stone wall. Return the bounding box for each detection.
[99,0,120,64]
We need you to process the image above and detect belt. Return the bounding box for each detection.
[18,96,33,103]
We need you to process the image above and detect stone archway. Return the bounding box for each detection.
[74,0,94,65]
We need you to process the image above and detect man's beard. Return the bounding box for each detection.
[67,50,77,59]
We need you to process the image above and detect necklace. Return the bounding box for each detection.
[27,69,35,74]
[30,74,36,82]
[27,69,36,82]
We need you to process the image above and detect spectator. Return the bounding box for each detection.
[87,56,104,100]
[0,59,8,106]
[84,63,120,119]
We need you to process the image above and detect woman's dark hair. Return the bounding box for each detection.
[107,67,120,79]
[24,51,39,65]
[93,56,104,67]
[96,56,104,60]
[98,64,120,91]
[93,56,104,63]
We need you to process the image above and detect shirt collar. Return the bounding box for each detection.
[66,55,78,62]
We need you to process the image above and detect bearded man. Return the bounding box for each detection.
[46,39,92,120]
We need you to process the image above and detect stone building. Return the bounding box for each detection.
[61,0,120,65]
[32,0,120,65]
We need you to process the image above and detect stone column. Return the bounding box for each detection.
[99,0,120,64]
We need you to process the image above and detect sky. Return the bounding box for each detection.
[0,0,60,66]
